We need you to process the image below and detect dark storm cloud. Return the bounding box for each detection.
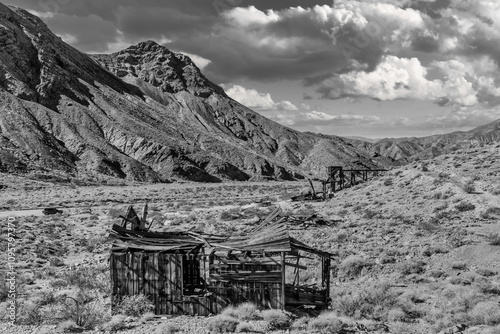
[5,0,331,19]
[5,0,344,77]
[170,35,348,83]
[47,13,119,52]
[410,33,440,53]
[117,6,216,40]
[408,0,451,19]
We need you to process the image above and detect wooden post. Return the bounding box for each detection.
[281,252,286,310]
[140,203,148,230]
[332,170,336,193]
[325,258,331,306]
[308,179,316,197]
[321,257,325,287]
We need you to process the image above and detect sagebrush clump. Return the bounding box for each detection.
[115,294,154,317]
[207,314,239,333]
[261,309,290,330]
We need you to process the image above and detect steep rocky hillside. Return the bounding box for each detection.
[0,3,383,183]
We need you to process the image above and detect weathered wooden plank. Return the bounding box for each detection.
[127,253,134,295]
[281,252,285,310]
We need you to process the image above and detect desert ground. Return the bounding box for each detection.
[1,143,500,334]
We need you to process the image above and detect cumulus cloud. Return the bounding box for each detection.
[314,55,500,107]
[262,109,382,130]
[178,52,211,70]
[300,111,381,124]
[422,106,500,129]
[223,84,298,111]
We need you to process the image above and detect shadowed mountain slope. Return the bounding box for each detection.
[0,3,384,182]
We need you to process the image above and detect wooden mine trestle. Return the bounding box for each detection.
[321,166,387,199]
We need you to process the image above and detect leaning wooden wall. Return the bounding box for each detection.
[110,252,214,316]
[111,251,289,315]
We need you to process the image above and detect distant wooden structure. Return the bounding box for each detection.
[321,166,387,200]
[109,207,333,316]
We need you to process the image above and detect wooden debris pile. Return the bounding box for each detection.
[291,179,324,202]
[285,214,339,229]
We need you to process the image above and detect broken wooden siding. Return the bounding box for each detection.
[111,252,215,316]
[208,253,284,312]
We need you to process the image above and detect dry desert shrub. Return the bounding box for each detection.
[455,201,476,212]
[114,294,154,317]
[363,208,379,219]
[56,288,110,329]
[486,233,500,246]
[462,180,476,194]
[55,320,83,333]
[221,303,261,321]
[468,301,500,326]
[16,298,49,325]
[58,266,110,293]
[155,322,180,334]
[139,312,155,324]
[307,312,351,334]
[383,178,394,186]
[427,285,487,330]
[481,207,500,219]
[338,256,372,279]
[207,314,239,333]
[101,314,127,332]
[332,282,397,320]
[291,316,310,331]
[235,322,255,333]
[234,302,261,321]
[398,260,426,275]
[451,262,467,270]
[387,307,406,322]
[388,321,434,334]
[261,309,290,331]
[417,217,440,232]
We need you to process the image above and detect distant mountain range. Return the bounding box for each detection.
[354,119,500,162]
[0,3,498,183]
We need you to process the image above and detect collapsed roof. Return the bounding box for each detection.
[109,207,333,258]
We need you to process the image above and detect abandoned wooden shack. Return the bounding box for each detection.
[109,207,333,316]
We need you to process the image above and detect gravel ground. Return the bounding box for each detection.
[0,317,275,334]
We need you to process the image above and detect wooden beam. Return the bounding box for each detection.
[284,262,307,271]
[141,202,148,230]
[281,252,286,310]
[308,179,316,197]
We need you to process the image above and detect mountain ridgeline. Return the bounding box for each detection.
[0,3,389,182]
[354,119,500,163]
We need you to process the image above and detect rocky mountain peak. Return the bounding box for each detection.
[92,41,226,98]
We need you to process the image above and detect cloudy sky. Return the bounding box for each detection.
[6,0,500,138]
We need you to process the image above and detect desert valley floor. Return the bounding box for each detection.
[1,143,500,334]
